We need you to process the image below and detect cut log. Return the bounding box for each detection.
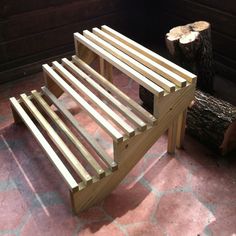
[140,89,236,155]
[165,21,214,93]
[187,90,236,155]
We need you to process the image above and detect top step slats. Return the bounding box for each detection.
[72,56,157,125]
[74,32,164,97]
[101,25,197,83]
[52,61,135,137]
[10,97,79,192]
[61,58,147,131]
[93,28,187,88]
[43,64,124,143]
[83,30,176,93]
[20,93,93,185]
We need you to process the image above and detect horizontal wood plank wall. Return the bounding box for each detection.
[0,0,137,83]
[146,1,236,82]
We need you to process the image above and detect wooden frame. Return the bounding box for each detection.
[10,25,196,214]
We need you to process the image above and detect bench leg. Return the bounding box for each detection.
[99,57,105,76]
[99,57,113,83]
[176,109,187,149]
[167,119,178,154]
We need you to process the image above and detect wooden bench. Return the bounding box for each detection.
[10,26,196,214]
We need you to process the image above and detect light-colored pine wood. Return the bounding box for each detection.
[42,64,124,142]
[74,36,97,65]
[99,57,105,76]
[62,58,147,131]
[84,30,176,93]
[176,109,187,149]
[71,82,196,212]
[104,61,113,83]
[52,61,135,137]
[44,69,64,99]
[72,56,157,124]
[10,26,197,215]
[101,25,196,83]
[20,93,93,185]
[41,86,118,171]
[73,32,164,96]
[10,97,79,191]
[93,28,187,88]
[31,90,106,178]
[167,120,178,154]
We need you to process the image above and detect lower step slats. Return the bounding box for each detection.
[31,90,106,179]
[9,97,79,192]
[20,93,93,185]
[41,86,118,171]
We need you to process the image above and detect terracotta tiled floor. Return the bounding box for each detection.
[0,69,236,236]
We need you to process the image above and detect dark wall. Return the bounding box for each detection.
[145,0,236,82]
[0,0,140,83]
[1,0,235,83]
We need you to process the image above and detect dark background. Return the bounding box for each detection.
[0,0,235,84]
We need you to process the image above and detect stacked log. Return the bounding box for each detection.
[139,21,236,155]
[165,21,214,93]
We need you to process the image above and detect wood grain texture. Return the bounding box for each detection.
[72,56,157,125]
[41,86,118,171]
[10,97,79,191]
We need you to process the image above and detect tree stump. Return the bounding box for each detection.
[165,21,214,93]
[140,21,214,110]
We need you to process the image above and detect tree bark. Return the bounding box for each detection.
[187,90,236,155]
[165,21,214,93]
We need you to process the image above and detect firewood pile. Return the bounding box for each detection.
[140,21,236,155]
[165,21,236,155]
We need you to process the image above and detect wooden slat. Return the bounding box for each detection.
[62,58,147,131]
[72,56,157,124]
[52,61,135,137]
[93,27,187,88]
[31,90,106,178]
[9,97,79,191]
[20,93,93,185]
[83,30,176,93]
[42,64,123,142]
[101,25,197,83]
[41,86,118,171]
[74,32,164,96]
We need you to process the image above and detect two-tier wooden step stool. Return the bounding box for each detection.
[9,26,196,214]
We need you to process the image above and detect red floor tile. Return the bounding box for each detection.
[0,190,27,231]
[208,204,236,236]
[155,192,215,236]
[103,182,157,225]
[78,221,125,236]
[144,155,189,192]
[126,222,164,236]
[21,205,77,236]
[191,165,236,204]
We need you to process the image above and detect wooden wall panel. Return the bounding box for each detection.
[0,0,124,42]
[0,0,134,83]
